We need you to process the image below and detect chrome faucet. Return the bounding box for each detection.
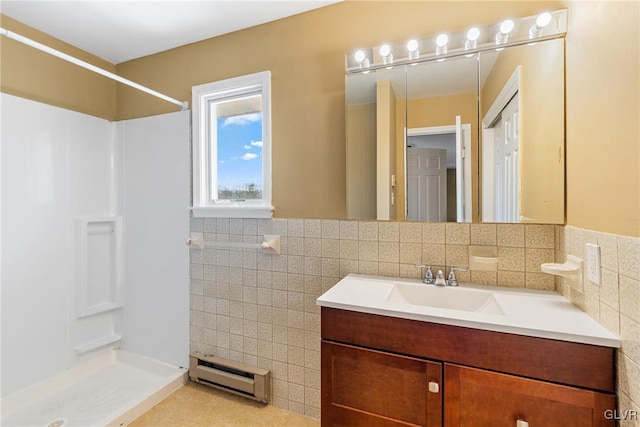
[446,267,468,287]
[417,264,468,286]
[434,269,447,286]
[415,264,434,285]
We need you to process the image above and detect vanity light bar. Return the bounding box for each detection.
[345,9,567,73]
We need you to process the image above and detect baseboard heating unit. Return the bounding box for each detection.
[189,352,270,403]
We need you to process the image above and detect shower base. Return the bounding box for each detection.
[1,349,187,427]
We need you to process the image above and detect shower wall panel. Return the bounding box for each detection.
[0,94,119,397]
[119,111,190,369]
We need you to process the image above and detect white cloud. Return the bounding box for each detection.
[219,160,225,164]
[243,145,252,150]
[223,113,261,127]
[241,153,258,161]
[250,140,263,147]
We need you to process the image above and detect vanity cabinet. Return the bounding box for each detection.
[321,307,616,427]
[322,341,442,426]
[445,364,613,427]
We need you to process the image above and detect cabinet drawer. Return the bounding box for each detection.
[444,364,615,427]
[322,307,615,392]
[322,341,442,426]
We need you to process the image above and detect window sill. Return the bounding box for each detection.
[191,205,274,219]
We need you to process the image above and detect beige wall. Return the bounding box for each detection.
[346,103,376,219]
[0,15,117,120]
[3,1,638,236]
[114,1,560,219]
[376,80,397,221]
[564,1,639,237]
[3,1,639,417]
[481,39,565,224]
[189,218,563,416]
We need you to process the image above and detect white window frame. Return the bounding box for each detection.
[191,71,273,218]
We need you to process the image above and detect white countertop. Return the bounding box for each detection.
[316,274,620,348]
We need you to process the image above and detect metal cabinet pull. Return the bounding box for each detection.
[428,381,439,393]
[516,420,529,427]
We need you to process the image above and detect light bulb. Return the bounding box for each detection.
[379,44,393,67]
[465,27,480,51]
[499,19,514,34]
[467,27,480,42]
[407,39,419,62]
[536,12,552,28]
[530,12,553,39]
[496,19,514,45]
[436,33,448,56]
[354,50,370,73]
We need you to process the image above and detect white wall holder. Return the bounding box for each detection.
[541,255,583,285]
[73,334,122,354]
[468,246,498,271]
[187,232,281,255]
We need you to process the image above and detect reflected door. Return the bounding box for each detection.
[407,148,447,221]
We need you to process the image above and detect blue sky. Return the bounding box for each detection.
[216,112,263,191]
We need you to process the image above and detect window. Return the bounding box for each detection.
[192,71,272,218]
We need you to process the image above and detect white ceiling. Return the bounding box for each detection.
[0,0,341,64]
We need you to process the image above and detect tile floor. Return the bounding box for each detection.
[129,382,320,427]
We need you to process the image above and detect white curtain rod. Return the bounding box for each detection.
[0,27,189,111]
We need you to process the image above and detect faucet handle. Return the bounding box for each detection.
[446,267,468,286]
[415,264,434,284]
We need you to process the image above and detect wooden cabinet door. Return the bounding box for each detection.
[322,340,442,427]
[444,364,615,427]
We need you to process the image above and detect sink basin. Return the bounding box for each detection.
[317,274,621,347]
[386,283,504,315]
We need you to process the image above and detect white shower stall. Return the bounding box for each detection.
[1,93,190,426]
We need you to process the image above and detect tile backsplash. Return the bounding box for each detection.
[189,218,639,423]
[557,226,640,426]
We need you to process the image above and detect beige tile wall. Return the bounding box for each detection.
[189,218,561,418]
[557,226,640,427]
[189,219,639,423]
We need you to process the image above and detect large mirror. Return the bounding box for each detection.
[478,39,564,223]
[345,38,565,223]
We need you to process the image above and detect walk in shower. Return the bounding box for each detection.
[1,34,191,423]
